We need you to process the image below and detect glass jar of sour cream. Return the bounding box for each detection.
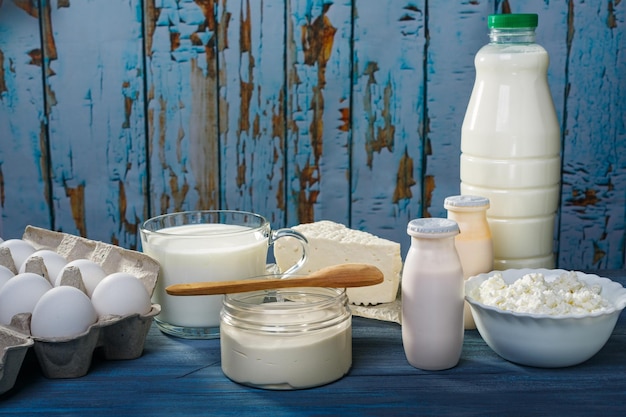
[220,284,352,390]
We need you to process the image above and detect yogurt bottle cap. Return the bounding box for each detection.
[407,218,459,236]
[444,195,490,209]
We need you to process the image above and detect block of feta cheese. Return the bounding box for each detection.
[274,220,402,306]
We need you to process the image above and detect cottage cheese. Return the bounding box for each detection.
[471,271,612,315]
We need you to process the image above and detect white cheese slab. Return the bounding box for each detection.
[275,221,402,305]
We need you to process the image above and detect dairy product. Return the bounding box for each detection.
[445,195,493,329]
[220,288,352,390]
[460,14,561,269]
[401,218,464,371]
[274,220,402,305]
[220,312,351,389]
[143,223,268,329]
[141,211,309,339]
[471,271,611,315]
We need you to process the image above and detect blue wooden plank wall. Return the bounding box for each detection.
[0,0,624,270]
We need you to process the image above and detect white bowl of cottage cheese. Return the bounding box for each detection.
[465,269,626,368]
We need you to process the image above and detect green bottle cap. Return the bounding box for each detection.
[488,13,538,29]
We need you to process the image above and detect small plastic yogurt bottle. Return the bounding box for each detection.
[444,195,493,329]
[401,218,464,371]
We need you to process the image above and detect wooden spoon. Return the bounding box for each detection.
[165,263,384,296]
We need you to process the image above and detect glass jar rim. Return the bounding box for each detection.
[222,285,349,333]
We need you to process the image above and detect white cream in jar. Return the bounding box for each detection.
[220,286,352,390]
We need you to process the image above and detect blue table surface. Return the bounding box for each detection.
[2,270,626,416]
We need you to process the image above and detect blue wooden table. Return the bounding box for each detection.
[2,271,626,416]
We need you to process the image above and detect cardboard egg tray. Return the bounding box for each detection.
[0,226,161,394]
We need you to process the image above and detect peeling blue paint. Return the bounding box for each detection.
[0,0,623,268]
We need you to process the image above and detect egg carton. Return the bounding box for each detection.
[0,226,161,394]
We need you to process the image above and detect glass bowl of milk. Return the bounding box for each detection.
[220,280,352,390]
[140,210,307,339]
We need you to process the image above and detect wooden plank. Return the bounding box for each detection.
[285,0,353,227]
[144,0,219,216]
[219,0,287,225]
[4,269,626,417]
[0,1,624,269]
[350,0,426,252]
[425,1,494,219]
[42,0,147,249]
[0,1,51,239]
[558,0,626,269]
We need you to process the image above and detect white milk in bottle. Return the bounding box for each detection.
[460,13,561,269]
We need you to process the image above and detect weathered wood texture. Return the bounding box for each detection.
[557,0,626,269]
[0,0,49,239]
[0,0,624,269]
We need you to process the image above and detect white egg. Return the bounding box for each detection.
[19,249,68,284]
[0,239,36,271]
[91,272,152,318]
[31,286,98,339]
[0,265,15,290]
[55,259,107,297]
[0,272,52,325]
